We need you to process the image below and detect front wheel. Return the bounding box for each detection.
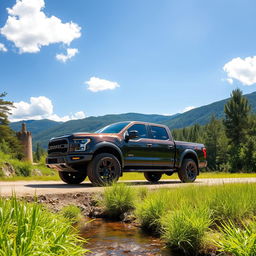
[144,172,162,183]
[87,153,121,186]
[178,158,198,183]
[59,171,87,184]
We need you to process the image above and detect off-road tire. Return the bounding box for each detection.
[59,171,87,184]
[87,153,121,186]
[178,158,198,183]
[144,172,162,183]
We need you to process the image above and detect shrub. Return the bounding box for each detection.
[0,197,88,256]
[161,205,212,255]
[101,183,135,218]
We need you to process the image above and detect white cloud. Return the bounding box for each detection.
[56,48,78,63]
[182,106,195,113]
[10,96,85,122]
[0,0,81,53]
[86,77,120,92]
[226,78,233,84]
[0,43,7,52]
[223,56,256,86]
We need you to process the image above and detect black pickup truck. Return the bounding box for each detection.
[46,121,207,186]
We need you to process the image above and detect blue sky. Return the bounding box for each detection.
[1,0,256,122]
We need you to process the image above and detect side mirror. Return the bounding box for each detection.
[125,130,139,141]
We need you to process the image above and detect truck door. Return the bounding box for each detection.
[148,125,175,167]
[123,124,153,167]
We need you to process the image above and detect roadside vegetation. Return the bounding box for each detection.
[99,183,256,255]
[0,196,88,255]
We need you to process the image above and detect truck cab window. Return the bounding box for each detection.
[128,124,148,139]
[150,126,169,140]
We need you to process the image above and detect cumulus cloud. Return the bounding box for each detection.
[86,77,120,92]
[0,0,81,53]
[182,106,195,113]
[223,56,256,86]
[10,96,85,122]
[0,43,7,52]
[56,48,78,63]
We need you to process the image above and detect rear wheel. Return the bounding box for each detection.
[178,158,198,183]
[59,171,86,184]
[144,172,162,183]
[87,153,121,186]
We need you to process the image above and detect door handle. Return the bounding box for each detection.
[168,145,174,149]
[147,144,153,148]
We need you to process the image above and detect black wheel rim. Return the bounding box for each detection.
[186,163,197,180]
[66,172,79,180]
[97,157,117,183]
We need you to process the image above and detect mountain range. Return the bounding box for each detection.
[10,91,256,148]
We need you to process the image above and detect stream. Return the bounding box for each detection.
[80,218,172,256]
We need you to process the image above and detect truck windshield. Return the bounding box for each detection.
[96,122,130,134]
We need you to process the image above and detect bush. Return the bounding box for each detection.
[161,206,212,255]
[101,183,135,218]
[0,197,88,256]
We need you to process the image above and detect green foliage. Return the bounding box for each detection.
[60,205,82,223]
[34,143,46,162]
[214,220,256,256]
[0,197,88,256]
[161,206,211,255]
[134,184,256,254]
[0,92,23,157]
[224,89,251,171]
[101,183,135,218]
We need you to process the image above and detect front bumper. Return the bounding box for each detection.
[46,154,93,172]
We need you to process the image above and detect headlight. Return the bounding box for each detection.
[70,138,91,151]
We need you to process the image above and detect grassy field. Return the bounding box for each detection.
[100,183,256,255]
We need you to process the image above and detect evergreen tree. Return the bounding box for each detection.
[0,92,22,157]
[223,89,251,171]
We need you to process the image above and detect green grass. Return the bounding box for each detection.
[0,196,88,256]
[60,205,82,223]
[100,183,136,219]
[161,206,212,255]
[99,183,256,255]
[214,220,256,256]
[120,171,256,180]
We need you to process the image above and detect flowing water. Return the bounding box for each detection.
[80,218,171,256]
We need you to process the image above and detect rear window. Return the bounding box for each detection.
[150,126,169,140]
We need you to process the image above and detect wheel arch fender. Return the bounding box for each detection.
[92,142,124,168]
[179,149,199,170]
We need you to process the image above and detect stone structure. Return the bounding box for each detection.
[16,123,33,163]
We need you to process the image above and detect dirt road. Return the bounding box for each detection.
[1,177,256,196]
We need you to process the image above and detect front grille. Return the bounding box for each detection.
[47,157,65,164]
[48,139,68,154]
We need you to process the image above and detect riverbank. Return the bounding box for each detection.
[14,182,256,256]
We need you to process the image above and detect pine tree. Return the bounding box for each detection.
[0,92,13,125]
[223,89,251,171]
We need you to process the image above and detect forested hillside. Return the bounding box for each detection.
[10,91,256,149]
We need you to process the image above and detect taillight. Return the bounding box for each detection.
[202,148,207,159]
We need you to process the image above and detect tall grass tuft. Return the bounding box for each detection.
[135,190,171,234]
[214,220,256,256]
[60,205,82,223]
[161,205,212,255]
[101,183,135,218]
[0,196,88,256]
